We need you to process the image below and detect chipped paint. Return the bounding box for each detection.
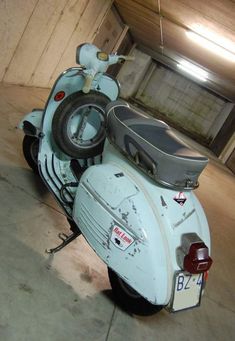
[85,177,139,210]
[128,247,138,257]
[121,212,129,223]
[132,203,137,214]
[173,209,196,229]
[82,181,141,239]
[160,195,167,208]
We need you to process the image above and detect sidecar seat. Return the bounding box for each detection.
[106,101,208,189]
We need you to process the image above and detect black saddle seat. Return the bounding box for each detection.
[106,101,208,189]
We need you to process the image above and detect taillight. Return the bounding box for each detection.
[177,233,213,274]
[184,242,213,274]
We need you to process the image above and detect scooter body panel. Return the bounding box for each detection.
[18,68,119,216]
[19,68,119,136]
[73,141,211,305]
[44,68,119,116]
[41,68,119,141]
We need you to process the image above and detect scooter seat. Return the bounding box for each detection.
[106,101,208,189]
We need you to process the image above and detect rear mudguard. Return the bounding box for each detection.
[73,141,211,306]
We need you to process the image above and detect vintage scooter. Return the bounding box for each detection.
[19,43,212,315]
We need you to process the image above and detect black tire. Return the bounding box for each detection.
[67,218,81,235]
[52,91,110,158]
[108,268,163,316]
[22,135,39,174]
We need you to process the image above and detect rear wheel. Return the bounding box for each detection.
[22,135,39,174]
[52,91,110,158]
[108,268,163,316]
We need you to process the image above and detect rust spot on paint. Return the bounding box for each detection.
[160,195,167,208]
[121,212,129,223]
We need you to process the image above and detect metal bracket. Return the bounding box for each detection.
[46,229,81,254]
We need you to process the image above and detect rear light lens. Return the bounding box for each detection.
[184,242,213,274]
[177,233,213,275]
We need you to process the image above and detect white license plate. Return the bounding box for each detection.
[169,272,203,312]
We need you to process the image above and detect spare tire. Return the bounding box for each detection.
[52,91,110,158]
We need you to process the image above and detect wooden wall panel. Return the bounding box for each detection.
[29,0,88,87]
[171,0,235,32]
[93,7,124,53]
[0,0,113,88]
[0,0,38,80]
[3,0,68,85]
[49,0,113,87]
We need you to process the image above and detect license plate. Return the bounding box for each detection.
[169,272,203,312]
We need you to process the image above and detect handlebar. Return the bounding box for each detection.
[108,54,135,66]
[118,55,135,62]
[80,46,135,93]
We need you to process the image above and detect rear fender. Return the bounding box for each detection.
[73,163,169,305]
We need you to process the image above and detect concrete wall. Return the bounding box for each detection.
[117,48,151,98]
[0,0,112,88]
[127,49,232,144]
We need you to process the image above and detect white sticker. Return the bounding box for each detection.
[111,226,134,250]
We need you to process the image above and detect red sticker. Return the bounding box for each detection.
[111,226,134,250]
[174,192,187,206]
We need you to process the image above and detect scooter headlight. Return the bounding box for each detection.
[76,43,100,67]
[97,51,109,61]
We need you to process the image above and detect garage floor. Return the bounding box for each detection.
[0,83,234,341]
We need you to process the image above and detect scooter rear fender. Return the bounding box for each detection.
[74,162,170,305]
[73,142,211,306]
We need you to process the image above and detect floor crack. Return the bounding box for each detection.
[105,304,116,341]
[206,295,235,314]
[0,172,65,216]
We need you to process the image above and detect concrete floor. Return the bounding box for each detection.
[0,82,234,341]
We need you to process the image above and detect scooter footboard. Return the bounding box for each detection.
[73,164,171,305]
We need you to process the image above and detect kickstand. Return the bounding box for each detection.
[46,230,81,254]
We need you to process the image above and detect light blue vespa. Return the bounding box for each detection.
[19,43,212,315]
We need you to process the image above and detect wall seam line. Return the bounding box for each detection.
[28,0,71,86]
[47,0,90,87]
[2,0,40,83]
